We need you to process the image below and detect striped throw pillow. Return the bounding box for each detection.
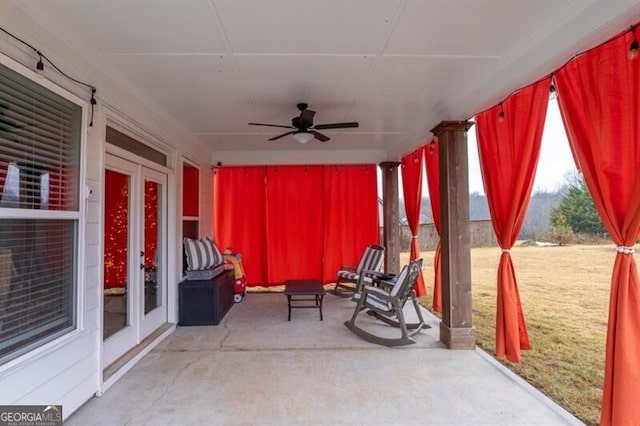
[183,237,223,271]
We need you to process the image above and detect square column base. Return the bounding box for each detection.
[440,322,476,349]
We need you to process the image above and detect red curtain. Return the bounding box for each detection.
[265,166,324,283]
[214,166,267,285]
[182,164,199,217]
[424,138,442,312]
[401,147,426,297]
[475,78,550,363]
[104,170,129,288]
[214,164,379,286]
[322,165,379,282]
[555,30,640,426]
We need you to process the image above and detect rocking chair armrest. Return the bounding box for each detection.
[359,269,379,280]
[376,279,397,291]
[360,269,387,285]
[353,269,378,293]
[361,285,395,303]
[341,265,357,272]
[359,270,396,290]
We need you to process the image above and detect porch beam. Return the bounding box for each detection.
[431,121,476,350]
[379,161,400,274]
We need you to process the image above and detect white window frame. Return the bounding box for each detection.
[0,52,88,371]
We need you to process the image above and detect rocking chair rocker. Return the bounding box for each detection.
[344,258,428,346]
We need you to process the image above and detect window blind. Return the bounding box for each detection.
[0,62,81,364]
[0,63,81,211]
[0,219,76,359]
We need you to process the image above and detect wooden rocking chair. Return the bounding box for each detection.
[344,258,428,346]
[332,244,385,297]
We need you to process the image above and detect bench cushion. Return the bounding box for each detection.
[184,237,223,270]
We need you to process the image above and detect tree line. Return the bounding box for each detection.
[402,171,605,243]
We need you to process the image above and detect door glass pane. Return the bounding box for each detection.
[104,169,129,339]
[144,179,161,314]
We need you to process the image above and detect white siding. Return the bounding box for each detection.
[0,2,213,420]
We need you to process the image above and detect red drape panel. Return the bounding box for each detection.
[214,166,267,285]
[214,164,379,286]
[322,165,379,283]
[104,170,129,288]
[424,138,442,312]
[182,165,199,217]
[555,31,640,426]
[401,147,426,297]
[265,166,324,284]
[476,78,550,363]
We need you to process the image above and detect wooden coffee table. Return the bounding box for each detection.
[284,279,326,321]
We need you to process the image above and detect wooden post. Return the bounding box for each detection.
[431,121,476,349]
[379,162,400,274]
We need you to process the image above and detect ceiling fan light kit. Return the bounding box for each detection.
[249,103,358,143]
[292,132,314,144]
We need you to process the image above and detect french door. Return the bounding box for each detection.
[103,153,167,368]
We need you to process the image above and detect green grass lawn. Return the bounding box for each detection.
[405,244,614,426]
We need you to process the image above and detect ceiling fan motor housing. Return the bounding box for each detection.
[292,116,310,129]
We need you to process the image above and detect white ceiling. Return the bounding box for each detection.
[19,0,640,164]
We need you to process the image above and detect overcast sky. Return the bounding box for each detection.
[379,98,578,198]
[466,98,577,195]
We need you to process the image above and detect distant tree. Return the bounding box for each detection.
[520,190,563,239]
[560,169,583,189]
[419,196,434,224]
[547,212,573,245]
[469,192,490,221]
[550,173,605,235]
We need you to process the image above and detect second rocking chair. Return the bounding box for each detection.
[344,258,428,346]
[332,244,385,297]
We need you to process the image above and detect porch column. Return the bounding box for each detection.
[379,161,400,274]
[431,121,476,350]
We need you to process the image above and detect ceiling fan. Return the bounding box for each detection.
[248,103,358,143]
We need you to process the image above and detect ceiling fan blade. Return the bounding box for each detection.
[268,131,295,141]
[248,122,293,129]
[310,130,330,142]
[313,122,359,130]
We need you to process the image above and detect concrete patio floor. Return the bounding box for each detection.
[68,292,584,425]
